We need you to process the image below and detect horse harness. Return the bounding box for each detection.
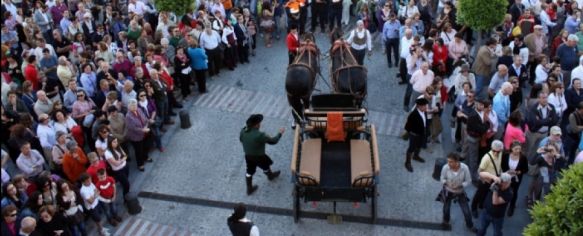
[330,40,367,97]
[288,41,320,78]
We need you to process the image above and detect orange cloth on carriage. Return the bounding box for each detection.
[326,112,345,142]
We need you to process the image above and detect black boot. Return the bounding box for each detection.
[404,153,413,172]
[412,155,426,163]
[265,170,281,181]
[246,176,258,195]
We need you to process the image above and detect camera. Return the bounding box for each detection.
[489,182,499,192]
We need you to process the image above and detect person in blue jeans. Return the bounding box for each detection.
[477,172,513,236]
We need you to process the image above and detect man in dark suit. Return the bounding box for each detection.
[404,97,429,172]
[508,55,528,87]
[463,99,491,183]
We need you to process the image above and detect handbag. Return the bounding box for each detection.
[511,25,522,37]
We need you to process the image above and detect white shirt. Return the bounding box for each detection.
[199,31,221,50]
[539,10,557,35]
[417,108,426,127]
[440,30,457,45]
[52,117,77,134]
[347,29,372,51]
[548,93,567,117]
[571,65,583,88]
[80,183,99,209]
[535,64,549,84]
[34,45,57,60]
[400,36,414,59]
[508,157,519,170]
[37,124,56,149]
[95,138,108,153]
[128,1,153,16]
[508,42,529,65]
[104,149,127,171]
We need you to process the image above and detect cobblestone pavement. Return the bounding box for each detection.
[111,23,531,236]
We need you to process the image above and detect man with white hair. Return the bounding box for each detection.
[346,20,372,66]
[33,90,54,117]
[476,172,514,236]
[121,80,137,107]
[19,216,39,235]
[557,34,580,86]
[471,140,504,218]
[488,65,509,97]
[492,82,513,138]
[398,28,415,85]
[409,62,435,109]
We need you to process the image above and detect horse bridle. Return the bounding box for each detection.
[330,40,368,99]
[289,41,320,79]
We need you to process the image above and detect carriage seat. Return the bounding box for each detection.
[298,138,322,186]
[350,139,374,187]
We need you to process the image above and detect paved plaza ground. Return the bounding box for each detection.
[109,29,533,236]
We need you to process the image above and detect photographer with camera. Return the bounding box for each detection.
[439,153,477,232]
[476,172,514,236]
[530,143,560,204]
[471,140,503,218]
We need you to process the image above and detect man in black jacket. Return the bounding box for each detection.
[404,97,429,172]
[462,99,490,183]
[508,55,528,87]
[525,92,558,159]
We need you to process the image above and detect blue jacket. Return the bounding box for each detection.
[187,47,208,70]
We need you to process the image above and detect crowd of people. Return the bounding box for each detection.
[1,0,583,235]
[398,0,583,235]
[0,0,298,235]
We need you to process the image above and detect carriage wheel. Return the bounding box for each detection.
[370,186,377,224]
[293,186,300,223]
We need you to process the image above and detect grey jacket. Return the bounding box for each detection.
[440,163,472,194]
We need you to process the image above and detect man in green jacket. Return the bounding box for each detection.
[240,114,285,195]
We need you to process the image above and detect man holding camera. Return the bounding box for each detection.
[471,140,504,218]
[476,172,514,236]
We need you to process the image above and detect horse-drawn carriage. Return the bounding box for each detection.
[290,94,380,223]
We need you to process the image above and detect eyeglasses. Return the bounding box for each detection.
[492,150,501,153]
[77,94,85,97]
[511,81,518,84]
[139,94,146,97]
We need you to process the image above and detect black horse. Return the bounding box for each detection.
[285,33,320,124]
[329,28,368,106]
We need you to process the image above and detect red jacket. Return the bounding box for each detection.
[24,64,40,91]
[432,44,448,66]
[160,69,174,91]
[287,33,299,53]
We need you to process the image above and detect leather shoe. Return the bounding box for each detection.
[412,156,425,163]
[398,81,407,85]
[174,103,183,108]
[404,162,413,172]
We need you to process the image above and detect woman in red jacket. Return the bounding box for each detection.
[432,38,448,77]
[24,55,40,91]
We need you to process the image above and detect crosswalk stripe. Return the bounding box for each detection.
[191,84,409,136]
[134,220,150,236]
[193,83,217,106]
[154,225,169,236]
[123,217,142,235]
[241,90,260,114]
[114,215,134,235]
[224,88,245,112]
[207,86,232,107]
[146,221,161,235]
[215,87,236,110]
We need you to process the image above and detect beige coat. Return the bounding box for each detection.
[524,32,547,62]
[472,46,496,77]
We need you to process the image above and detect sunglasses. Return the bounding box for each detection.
[77,94,85,97]
[139,94,146,97]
